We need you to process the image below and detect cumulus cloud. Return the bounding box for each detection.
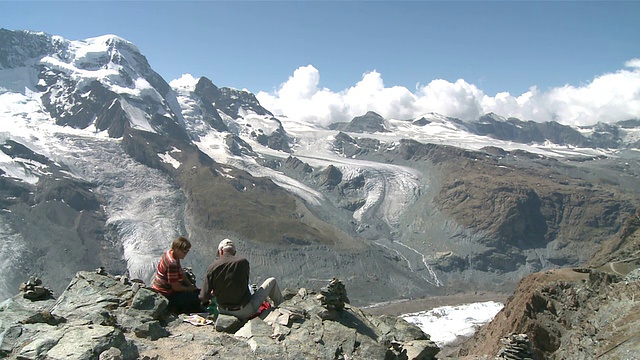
[169,73,198,90]
[256,60,640,126]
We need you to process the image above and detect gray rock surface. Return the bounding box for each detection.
[0,270,440,360]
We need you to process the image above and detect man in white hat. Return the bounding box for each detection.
[199,238,283,319]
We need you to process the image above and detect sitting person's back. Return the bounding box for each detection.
[199,238,282,319]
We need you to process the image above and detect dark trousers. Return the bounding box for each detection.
[167,290,202,314]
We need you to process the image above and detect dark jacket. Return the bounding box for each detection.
[199,253,251,307]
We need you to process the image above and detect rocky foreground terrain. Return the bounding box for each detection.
[2,209,639,360]
[0,270,441,360]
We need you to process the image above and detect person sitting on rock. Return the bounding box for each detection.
[199,238,283,319]
[151,236,202,314]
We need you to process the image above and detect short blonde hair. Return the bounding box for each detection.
[172,236,191,252]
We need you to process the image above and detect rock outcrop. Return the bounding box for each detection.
[457,264,640,359]
[0,271,439,360]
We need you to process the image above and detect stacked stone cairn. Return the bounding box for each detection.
[318,278,350,310]
[496,333,537,360]
[315,278,350,321]
[19,276,53,300]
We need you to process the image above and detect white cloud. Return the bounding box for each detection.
[626,58,640,70]
[343,71,417,122]
[257,60,640,126]
[413,79,484,121]
[257,65,346,125]
[169,73,198,91]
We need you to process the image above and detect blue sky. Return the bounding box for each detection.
[2,1,640,125]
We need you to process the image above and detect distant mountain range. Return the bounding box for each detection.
[1,28,639,307]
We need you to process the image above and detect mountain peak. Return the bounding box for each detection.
[481,112,507,122]
[363,110,383,119]
[415,112,454,122]
[82,34,141,54]
[328,111,387,133]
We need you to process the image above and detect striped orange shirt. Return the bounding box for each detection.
[151,250,184,296]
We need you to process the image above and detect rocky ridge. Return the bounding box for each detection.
[0,270,439,360]
[451,211,640,359]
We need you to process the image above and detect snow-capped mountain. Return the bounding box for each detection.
[1,29,639,306]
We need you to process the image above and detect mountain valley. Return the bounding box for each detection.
[1,27,640,318]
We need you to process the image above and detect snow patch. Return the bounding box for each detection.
[158,152,181,169]
[401,301,504,346]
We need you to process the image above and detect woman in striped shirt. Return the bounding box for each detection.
[151,237,202,314]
